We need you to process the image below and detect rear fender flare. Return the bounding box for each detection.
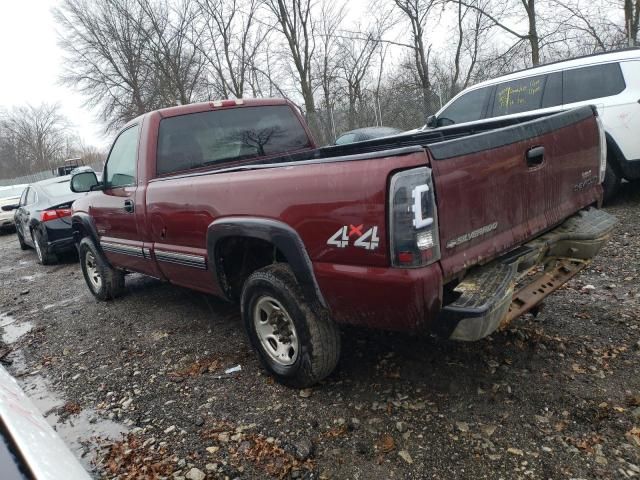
[207,217,327,307]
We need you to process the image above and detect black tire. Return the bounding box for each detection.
[602,161,621,203]
[241,264,341,388]
[78,237,125,300]
[31,229,56,265]
[16,229,29,250]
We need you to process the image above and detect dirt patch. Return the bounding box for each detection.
[0,183,639,478]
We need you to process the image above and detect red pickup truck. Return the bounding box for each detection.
[70,98,616,387]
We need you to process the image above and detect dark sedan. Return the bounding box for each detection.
[2,176,84,264]
[334,126,402,145]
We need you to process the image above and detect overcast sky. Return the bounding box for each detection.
[0,1,108,148]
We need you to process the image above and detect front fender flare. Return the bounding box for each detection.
[207,217,327,307]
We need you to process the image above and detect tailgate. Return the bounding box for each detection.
[429,106,603,280]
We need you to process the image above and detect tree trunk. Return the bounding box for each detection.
[525,0,540,65]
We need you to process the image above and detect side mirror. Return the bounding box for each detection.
[70,171,100,193]
[426,115,437,129]
[1,204,18,211]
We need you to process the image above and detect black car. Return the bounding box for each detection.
[2,176,84,264]
[334,126,402,145]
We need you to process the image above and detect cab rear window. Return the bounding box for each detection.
[156,105,311,176]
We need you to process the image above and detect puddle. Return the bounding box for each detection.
[43,295,86,311]
[10,352,128,471]
[20,273,43,282]
[0,312,15,328]
[1,316,33,344]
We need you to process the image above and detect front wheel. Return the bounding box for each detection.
[241,264,341,388]
[79,237,125,300]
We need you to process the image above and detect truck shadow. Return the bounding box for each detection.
[605,180,640,207]
[117,272,544,399]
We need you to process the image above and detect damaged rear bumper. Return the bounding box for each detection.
[433,207,617,341]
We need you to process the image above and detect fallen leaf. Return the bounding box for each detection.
[376,434,395,453]
[554,421,568,432]
[481,425,497,437]
[626,427,640,447]
[572,364,587,374]
[456,422,469,433]
[398,450,413,464]
[626,395,640,407]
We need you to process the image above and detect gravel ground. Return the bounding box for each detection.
[1,184,639,479]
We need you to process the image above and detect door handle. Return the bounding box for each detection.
[526,146,544,167]
[124,199,135,213]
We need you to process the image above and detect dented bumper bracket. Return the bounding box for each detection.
[433,207,617,341]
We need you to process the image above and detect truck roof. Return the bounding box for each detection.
[157,98,292,119]
[122,98,297,130]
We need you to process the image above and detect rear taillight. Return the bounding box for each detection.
[596,116,607,183]
[389,166,440,267]
[41,209,72,222]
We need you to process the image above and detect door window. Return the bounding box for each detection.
[19,188,28,206]
[26,188,37,205]
[563,63,626,104]
[492,75,546,117]
[437,86,491,126]
[105,125,139,188]
[541,72,562,108]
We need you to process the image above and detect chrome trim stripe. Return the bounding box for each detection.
[155,250,207,270]
[101,242,144,258]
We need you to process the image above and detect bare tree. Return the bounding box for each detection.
[1,104,71,173]
[264,0,318,114]
[135,0,208,106]
[54,0,157,131]
[313,0,346,141]
[391,0,443,113]
[194,0,270,99]
[623,0,640,45]
[456,0,543,65]
[448,0,490,97]
[338,28,382,130]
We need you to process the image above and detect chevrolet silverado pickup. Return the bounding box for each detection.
[69,98,616,387]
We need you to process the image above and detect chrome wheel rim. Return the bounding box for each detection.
[32,233,43,262]
[85,251,102,291]
[253,296,299,366]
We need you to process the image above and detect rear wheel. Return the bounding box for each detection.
[79,237,125,300]
[31,229,56,265]
[602,161,621,203]
[241,264,341,388]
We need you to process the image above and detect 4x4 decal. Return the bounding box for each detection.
[327,225,380,250]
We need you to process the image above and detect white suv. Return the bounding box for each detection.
[423,48,640,200]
